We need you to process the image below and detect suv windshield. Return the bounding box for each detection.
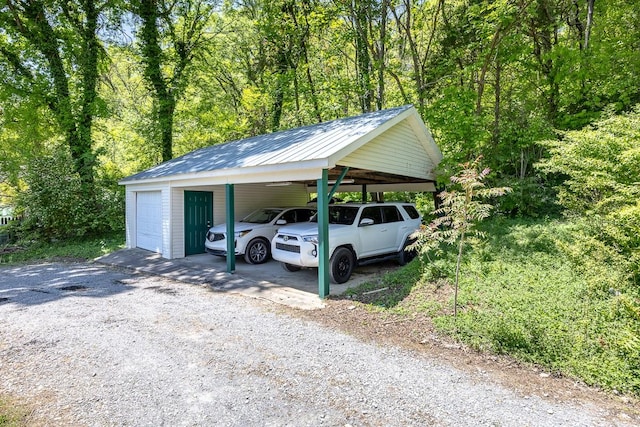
[241,208,283,224]
[310,205,359,225]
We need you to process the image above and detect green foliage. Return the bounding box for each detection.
[413,157,511,316]
[425,87,490,164]
[14,149,124,241]
[537,107,640,279]
[537,107,640,216]
[16,150,90,240]
[350,216,640,395]
[435,218,640,394]
[491,176,560,218]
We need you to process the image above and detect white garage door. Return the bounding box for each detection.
[136,191,162,253]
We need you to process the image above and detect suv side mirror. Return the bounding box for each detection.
[276,219,287,225]
[359,218,374,226]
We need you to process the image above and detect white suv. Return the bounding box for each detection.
[271,203,421,283]
[205,207,316,264]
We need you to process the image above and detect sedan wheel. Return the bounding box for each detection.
[244,238,270,264]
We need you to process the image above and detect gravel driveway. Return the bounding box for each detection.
[0,262,632,426]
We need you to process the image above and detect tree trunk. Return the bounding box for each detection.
[137,0,173,161]
[300,2,322,122]
[77,0,99,187]
[350,0,373,113]
[375,0,390,110]
[530,0,560,123]
[584,0,595,50]
[7,0,98,188]
[493,57,501,145]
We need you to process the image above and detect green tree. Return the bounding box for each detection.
[131,0,214,161]
[0,0,104,190]
[414,157,511,317]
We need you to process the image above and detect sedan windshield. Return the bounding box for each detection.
[310,206,358,225]
[241,208,283,224]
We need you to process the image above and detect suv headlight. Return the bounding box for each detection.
[235,230,252,238]
[302,235,318,244]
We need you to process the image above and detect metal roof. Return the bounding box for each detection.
[120,105,433,183]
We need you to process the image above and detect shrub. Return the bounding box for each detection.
[15,150,91,240]
[491,176,560,218]
[14,149,124,241]
[537,107,640,273]
[537,106,640,217]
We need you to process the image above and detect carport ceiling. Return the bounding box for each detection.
[119,104,442,188]
[310,166,430,186]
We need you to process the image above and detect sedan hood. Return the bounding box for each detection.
[209,222,255,233]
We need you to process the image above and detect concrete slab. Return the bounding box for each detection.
[95,249,399,310]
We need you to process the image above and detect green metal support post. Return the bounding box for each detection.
[226,184,235,273]
[317,170,330,298]
[327,167,349,201]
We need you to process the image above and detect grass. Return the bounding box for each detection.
[346,216,640,396]
[0,232,125,265]
[0,396,30,427]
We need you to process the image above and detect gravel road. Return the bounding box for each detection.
[0,262,633,426]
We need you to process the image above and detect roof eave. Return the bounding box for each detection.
[118,159,332,187]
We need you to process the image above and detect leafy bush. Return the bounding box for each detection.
[537,107,640,217]
[491,176,560,218]
[15,150,91,240]
[536,106,640,283]
[14,149,124,241]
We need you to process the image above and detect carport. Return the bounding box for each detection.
[119,105,442,298]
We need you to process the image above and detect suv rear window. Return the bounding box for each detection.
[402,205,420,219]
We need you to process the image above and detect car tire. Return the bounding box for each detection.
[281,262,302,272]
[397,245,418,266]
[329,247,355,284]
[244,238,270,264]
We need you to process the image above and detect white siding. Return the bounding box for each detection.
[338,121,434,179]
[124,190,136,249]
[170,188,184,258]
[161,187,171,258]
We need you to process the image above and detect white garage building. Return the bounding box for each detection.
[119,105,442,297]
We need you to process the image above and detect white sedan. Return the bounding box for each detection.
[204,207,316,264]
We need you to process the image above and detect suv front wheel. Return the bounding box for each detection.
[329,247,355,284]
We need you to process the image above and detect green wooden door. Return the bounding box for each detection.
[184,191,213,255]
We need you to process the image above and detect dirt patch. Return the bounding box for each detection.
[288,297,640,424]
